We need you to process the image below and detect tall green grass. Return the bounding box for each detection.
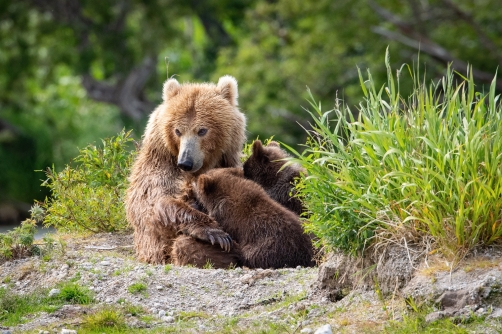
[289,51,502,258]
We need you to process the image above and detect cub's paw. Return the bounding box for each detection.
[192,228,232,252]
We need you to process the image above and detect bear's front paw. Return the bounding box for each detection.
[193,228,233,252]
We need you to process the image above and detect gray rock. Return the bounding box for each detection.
[488,307,502,319]
[61,329,77,334]
[48,288,61,298]
[300,329,313,334]
[314,324,332,334]
[2,330,12,334]
[100,260,111,266]
[162,315,175,323]
[425,311,445,323]
[158,310,166,317]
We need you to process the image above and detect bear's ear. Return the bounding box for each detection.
[252,140,269,162]
[267,141,280,148]
[198,175,216,195]
[163,78,181,101]
[217,75,238,107]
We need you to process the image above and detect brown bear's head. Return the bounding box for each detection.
[243,140,288,186]
[159,76,246,175]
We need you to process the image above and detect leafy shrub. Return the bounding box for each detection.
[0,220,36,261]
[0,204,46,262]
[41,129,136,233]
[291,51,502,259]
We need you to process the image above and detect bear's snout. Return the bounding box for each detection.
[178,136,204,173]
[178,158,194,171]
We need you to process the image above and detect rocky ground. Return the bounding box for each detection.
[1,233,502,333]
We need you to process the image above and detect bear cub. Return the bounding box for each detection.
[192,168,314,269]
[243,140,304,215]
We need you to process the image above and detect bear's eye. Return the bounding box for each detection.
[198,128,208,136]
[175,129,181,137]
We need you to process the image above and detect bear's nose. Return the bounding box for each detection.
[178,159,193,171]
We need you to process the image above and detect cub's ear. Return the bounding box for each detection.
[197,175,216,195]
[217,75,238,107]
[252,140,268,162]
[163,78,181,101]
[267,141,280,148]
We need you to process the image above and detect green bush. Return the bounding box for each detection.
[0,204,45,262]
[41,129,136,233]
[290,51,502,259]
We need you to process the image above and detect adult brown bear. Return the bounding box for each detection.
[126,76,246,264]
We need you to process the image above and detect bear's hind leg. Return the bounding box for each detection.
[171,235,242,269]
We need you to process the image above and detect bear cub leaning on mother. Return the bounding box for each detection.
[179,168,314,269]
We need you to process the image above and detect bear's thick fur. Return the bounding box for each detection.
[243,140,305,215]
[191,168,314,269]
[126,76,246,264]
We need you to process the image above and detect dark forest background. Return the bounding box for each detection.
[1,0,501,224]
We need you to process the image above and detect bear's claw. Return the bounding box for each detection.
[201,228,232,252]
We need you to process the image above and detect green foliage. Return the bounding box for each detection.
[384,306,487,334]
[0,203,47,261]
[41,130,135,233]
[0,281,93,326]
[128,282,147,294]
[0,219,36,261]
[82,307,127,331]
[0,287,58,326]
[123,303,146,317]
[291,53,502,258]
[57,282,93,304]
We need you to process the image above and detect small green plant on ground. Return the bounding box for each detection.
[289,49,502,260]
[203,259,214,269]
[0,204,47,262]
[128,282,147,294]
[41,129,136,233]
[164,264,173,273]
[57,281,93,304]
[0,219,36,262]
[123,303,145,317]
[81,306,127,332]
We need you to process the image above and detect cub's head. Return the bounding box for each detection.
[159,75,246,175]
[192,168,243,213]
[243,140,289,185]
